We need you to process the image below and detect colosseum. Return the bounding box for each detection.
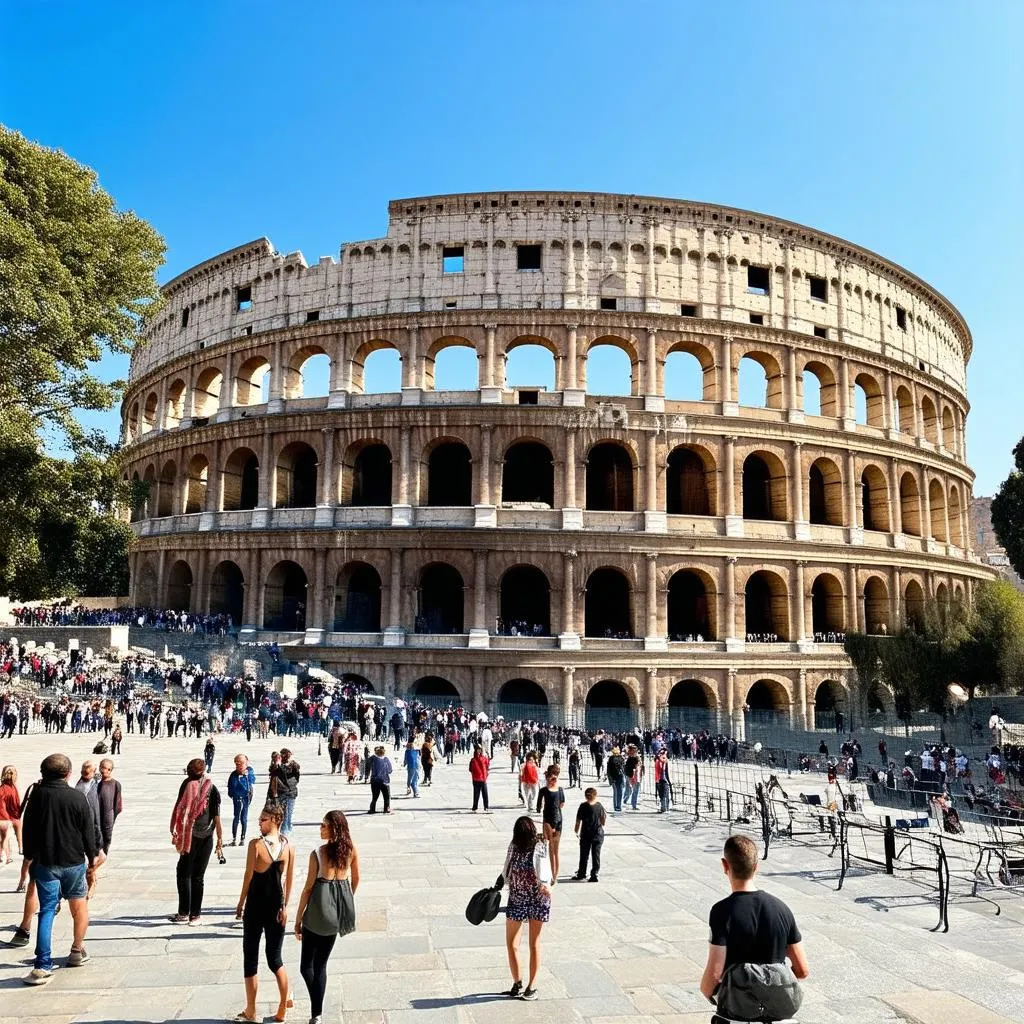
[119,190,992,734]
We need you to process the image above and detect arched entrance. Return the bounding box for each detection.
[585,443,634,511]
[810,574,844,638]
[744,571,788,640]
[498,565,550,635]
[584,568,632,637]
[165,560,192,611]
[745,679,789,728]
[263,561,308,631]
[666,447,711,516]
[276,443,318,509]
[410,676,461,709]
[223,448,259,511]
[667,570,714,640]
[585,679,635,732]
[667,679,716,731]
[333,562,382,632]
[427,442,472,506]
[502,442,554,506]
[350,443,393,506]
[209,560,244,624]
[496,679,550,723]
[417,564,464,634]
[813,681,845,731]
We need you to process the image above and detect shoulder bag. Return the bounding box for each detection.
[303,876,356,938]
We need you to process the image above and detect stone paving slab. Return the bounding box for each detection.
[0,732,1020,1022]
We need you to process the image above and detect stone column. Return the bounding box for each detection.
[846,563,859,632]
[316,428,336,526]
[472,665,485,712]
[473,550,488,630]
[884,371,895,433]
[643,329,662,411]
[205,439,221,515]
[257,430,273,510]
[644,666,658,730]
[839,359,852,426]
[796,668,809,731]
[891,567,902,630]
[559,549,579,648]
[309,548,327,632]
[253,549,265,631]
[402,324,421,400]
[561,665,575,727]
[382,662,396,699]
[889,459,902,534]
[481,324,501,403]
[474,424,496,528]
[644,553,664,649]
[645,431,659,510]
[792,561,806,642]
[919,467,931,541]
[383,548,405,645]
[725,556,737,641]
[791,441,807,537]
[787,347,803,423]
[846,450,859,534]
[720,335,734,409]
[268,339,284,411]
[393,426,413,527]
[561,426,581,530]
[723,436,741,537]
[564,325,583,404]
[728,668,743,741]
[222,349,234,412]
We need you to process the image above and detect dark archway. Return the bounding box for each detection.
[411,677,461,706]
[585,679,635,731]
[667,446,711,516]
[263,560,308,630]
[502,442,554,506]
[813,681,845,730]
[811,574,844,636]
[667,679,715,730]
[905,579,925,631]
[352,443,392,506]
[584,568,632,637]
[742,454,783,520]
[165,560,192,611]
[586,443,634,511]
[209,560,244,624]
[667,570,714,640]
[223,448,259,512]
[276,443,318,509]
[498,565,550,635]
[333,562,382,632]
[158,461,176,518]
[497,679,550,720]
[745,679,789,726]
[427,442,472,506]
[744,571,788,640]
[418,563,464,634]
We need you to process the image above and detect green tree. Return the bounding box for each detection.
[0,125,165,446]
[992,437,1024,578]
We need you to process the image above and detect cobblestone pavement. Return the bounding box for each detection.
[0,731,1020,1024]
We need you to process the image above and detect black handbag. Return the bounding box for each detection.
[715,962,803,1021]
[465,873,505,925]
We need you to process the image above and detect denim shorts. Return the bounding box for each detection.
[31,860,88,900]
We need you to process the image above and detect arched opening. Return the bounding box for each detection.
[193,368,223,418]
[129,471,143,523]
[165,560,193,611]
[584,568,632,638]
[742,452,786,521]
[235,356,271,406]
[505,342,556,393]
[352,343,402,394]
[936,582,950,623]
[286,348,331,399]
[263,561,308,631]
[502,441,554,506]
[276,442,318,509]
[745,679,789,724]
[941,407,954,450]
[497,679,550,721]
[804,361,837,417]
[585,341,634,397]
[664,349,706,401]
[744,570,789,640]
[864,576,889,634]
[411,677,461,704]
[905,579,925,631]
[666,446,713,516]
[222,448,259,511]
[861,466,889,532]
[808,458,842,526]
[157,460,176,518]
[667,679,716,730]
[948,485,964,547]
[813,681,845,730]
[667,570,715,640]
[894,385,914,433]
[417,563,464,634]
[127,401,140,442]
[333,562,382,632]
[899,473,922,536]
[164,379,187,428]
[811,574,844,637]
[142,392,158,433]
[347,443,393,506]
[585,679,634,732]
[209,560,244,624]
[738,352,783,408]
[498,565,551,636]
[429,344,478,391]
[866,684,890,718]
[854,373,884,427]
[928,479,948,542]
[183,455,208,515]
[142,465,156,518]
[426,441,472,506]
[585,442,634,511]
[921,396,939,444]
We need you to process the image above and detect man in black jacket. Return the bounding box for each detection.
[21,753,103,986]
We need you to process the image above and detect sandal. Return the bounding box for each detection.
[231,1014,257,1022]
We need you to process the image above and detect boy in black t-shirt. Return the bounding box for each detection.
[572,787,606,882]
[700,835,809,1022]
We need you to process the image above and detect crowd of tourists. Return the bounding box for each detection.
[11,604,234,635]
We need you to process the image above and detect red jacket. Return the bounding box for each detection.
[469,755,490,782]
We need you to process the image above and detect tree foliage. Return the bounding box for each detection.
[992,437,1024,579]
[0,125,165,445]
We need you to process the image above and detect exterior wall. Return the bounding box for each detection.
[119,192,991,729]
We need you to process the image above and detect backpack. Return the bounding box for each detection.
[465,873,505,925]
[715,962,803,1021]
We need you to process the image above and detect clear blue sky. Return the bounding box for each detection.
[5,1,1022,494]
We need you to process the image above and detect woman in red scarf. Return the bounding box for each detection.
[169,758,223,924]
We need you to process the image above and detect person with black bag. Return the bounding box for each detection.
[294,809,359,1024]
[700,836,809,1023]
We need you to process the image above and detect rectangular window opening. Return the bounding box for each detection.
[809,276,827,302]
[896,305,907,330]
[600,297,617,311]
[747,265,770,295]
[813,326,827,339]
[305,310,320,323]
[180,308,190,329]
[444,301,457,310]
[517,244,542,271]
[749,313,764,325]
[243,326,253,336]
[442,245,465,274]
[680,304,697,317]
[518,390,539,405]
[235,285,252,311]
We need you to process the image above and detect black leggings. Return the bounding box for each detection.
[176,835,214,918]
[243,913,285,978]
[299,927,337,1016]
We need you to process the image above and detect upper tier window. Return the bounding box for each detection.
[442,246,464,274]
[809,276,827,302]
[517,244,542,271]
[747,265,770,295]
[236,286,253,312]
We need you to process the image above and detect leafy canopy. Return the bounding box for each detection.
[992,437,1024,579]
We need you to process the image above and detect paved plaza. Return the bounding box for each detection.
[0,730,1021,1024]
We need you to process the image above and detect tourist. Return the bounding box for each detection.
[537,765,565,880]
[403,738,421,797]
[295,810,359,1024]
[327,722,343,774]
[606,746,625,812]
[567,746,581,789]
[273,750,300,836]
[700,835,809,1023]
[367,745,392,813]
[21,753,103,985]
[343,731,361,784]
[470,743,490,812]
[654,749,671,813]
[519,752,540,813]
[0,765,22,864]
[233,803,295,1024]
[96,759,123,854]
[500,815,552,1000]
[623,744,643,811]
[228,753,257,845]
[204,736,216,773]
[74,761,104,860]
[509,734,521,774]
[573,786,606,882]
[421,732,436,786]
[110,723,123,754]
[169,757,224,925]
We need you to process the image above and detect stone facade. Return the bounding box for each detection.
[118,191,992,733]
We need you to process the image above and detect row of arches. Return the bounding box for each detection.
[124,332,966,457]
[127,437,968,546]
[149,555,963,639]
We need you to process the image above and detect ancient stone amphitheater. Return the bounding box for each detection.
[119,191,990,732]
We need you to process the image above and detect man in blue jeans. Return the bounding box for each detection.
[21,753,103,986]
